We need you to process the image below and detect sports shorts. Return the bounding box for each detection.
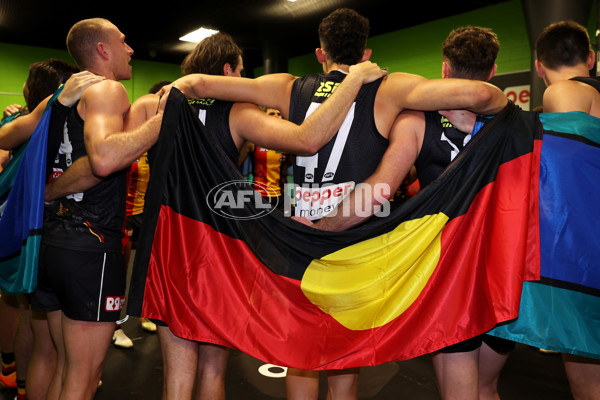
[438,334,516,354]
[150,318,168,327]
[30,244,127,322]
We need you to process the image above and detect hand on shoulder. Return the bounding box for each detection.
[58,71,105,107]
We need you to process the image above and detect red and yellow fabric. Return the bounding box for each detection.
[126,152,150,216]
[253,145,287,197]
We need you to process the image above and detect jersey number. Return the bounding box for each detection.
[295,102,356,183]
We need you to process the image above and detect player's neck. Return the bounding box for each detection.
[546,65,590,85]
[84,65,117,81]
[325,63,350,74]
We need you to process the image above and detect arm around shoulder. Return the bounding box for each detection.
[0,96,51,150]
[383,74,507,115]
[171,73,297,116]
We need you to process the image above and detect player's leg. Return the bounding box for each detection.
[286,368,320,400]
[195,343,229,400]
[326,368,359,400]
[158,325,198,400]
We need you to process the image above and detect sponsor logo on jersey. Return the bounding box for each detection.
[105,296,126,312]
[441,115,455,128]
[188,98,216,107]
[314,81,341,98]
[293,182,391,221]
[48,168,63,182]
[294,182,355,220]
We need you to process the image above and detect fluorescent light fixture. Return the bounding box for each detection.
[179,27,219,43]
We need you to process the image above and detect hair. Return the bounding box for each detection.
[318,8,369,65]
[265,107,282,117]
[536,20,591,70]
[149,80,172,94]
[66,18,113,69]
[442,26,499,80]
[24,59,80,110]
[181,32,243,76]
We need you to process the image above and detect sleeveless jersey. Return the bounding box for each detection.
[570,76,600,93]
[126,151,150,216]
[252,145,287,197]
[187,98,239,164]
[288,70,387,220]
[43,103,127,252]
[414,111,471,188]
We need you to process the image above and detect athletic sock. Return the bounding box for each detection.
[0,352,15,375]
[17,379,26,400]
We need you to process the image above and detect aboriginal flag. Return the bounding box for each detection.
[128,89,541,369]
[489,111,600,360]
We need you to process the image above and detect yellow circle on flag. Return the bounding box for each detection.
[300,213,448,330]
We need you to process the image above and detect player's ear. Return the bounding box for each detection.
[442,62,450,79]
[535,59,546,79]
[587,50,595,70]
[97,42,109,60]
[361,49,372,62]
[486,64,497,81]
[315,48,327,64]
[223,63,232,76]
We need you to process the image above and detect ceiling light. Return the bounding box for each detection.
[179,27,219,43]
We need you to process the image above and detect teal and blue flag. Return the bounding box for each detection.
[0,95,57,294]
[489,111,600,359]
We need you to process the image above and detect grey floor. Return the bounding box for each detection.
[0,248,574,400]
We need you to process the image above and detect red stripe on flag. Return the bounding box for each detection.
[435,151,537,332]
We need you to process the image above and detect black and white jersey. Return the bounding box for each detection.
[414,111,471,189]
[187,98,239,165]
[43,102,127,252]
[288,70,387,220]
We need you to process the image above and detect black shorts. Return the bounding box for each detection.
[438,334,516,354]
[30,244,127,322]
[150,318,168,327]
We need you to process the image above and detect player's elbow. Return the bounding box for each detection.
[297,132,327,156]
[185,74,206,98]
[88,154,115,178]
[89,162,111,179]
[473,86,493,107]
[303,140,322,156]
[292,142,319,156]
[0,137,14,151]
[471,84,506,114]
